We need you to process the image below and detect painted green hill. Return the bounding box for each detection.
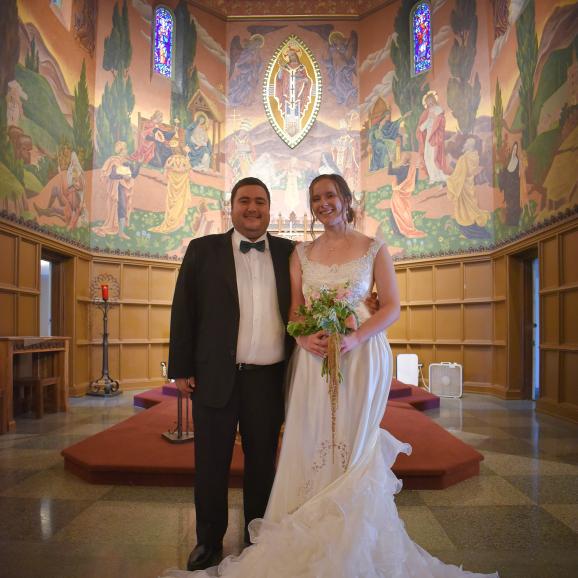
[15,63,73,147]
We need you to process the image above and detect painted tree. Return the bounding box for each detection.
[170,1,199,126]
[73,60,93,170]
[96,0,134,164]
[24,36,40,73]
[516,0,538,148]
[391,0,430,151]
[493,78,504,152]
[0,0,23,189]
[447,0,481,135]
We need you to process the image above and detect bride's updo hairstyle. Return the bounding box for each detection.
[308,174,356,235]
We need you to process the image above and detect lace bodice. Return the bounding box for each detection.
[296,238,385,321]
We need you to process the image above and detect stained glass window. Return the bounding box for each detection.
[412,2,432,76]
[153,6,174,78]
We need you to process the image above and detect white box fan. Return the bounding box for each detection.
[429,362,463,398]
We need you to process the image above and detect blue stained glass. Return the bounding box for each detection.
[153,7,173,78]
[413,2,432,75]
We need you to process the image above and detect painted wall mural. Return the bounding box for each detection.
[0,0,575,262]
[360,0,577,260]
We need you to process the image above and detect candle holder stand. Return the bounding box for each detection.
[163,388,194,443]
[88,299,121,397]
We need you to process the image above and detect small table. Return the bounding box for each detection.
[0,336,69,433]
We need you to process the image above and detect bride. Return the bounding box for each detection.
[163,174,497,577]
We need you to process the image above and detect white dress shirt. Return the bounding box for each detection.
[232,230,285,365]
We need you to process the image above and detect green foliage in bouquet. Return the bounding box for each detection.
[287,286,359,338]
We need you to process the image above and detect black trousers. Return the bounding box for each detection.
[192,363,285,547]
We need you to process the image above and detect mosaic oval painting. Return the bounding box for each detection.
[263,35,322,149]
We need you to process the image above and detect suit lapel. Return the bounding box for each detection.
[220,230,240,311]
[268,234,290,324]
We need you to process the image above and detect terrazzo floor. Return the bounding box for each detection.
[0,392,577,578]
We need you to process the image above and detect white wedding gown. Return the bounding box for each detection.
[162,239,498,578]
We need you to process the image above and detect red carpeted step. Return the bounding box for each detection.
[63,388,480,490]
[388,379,413,399]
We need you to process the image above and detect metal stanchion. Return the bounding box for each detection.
[162,388,194,443]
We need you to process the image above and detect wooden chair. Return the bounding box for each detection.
[13,376,59,419]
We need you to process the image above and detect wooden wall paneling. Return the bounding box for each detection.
[464,260,492,300]
[434,263,462,301]
[506,255,525,396]
[149,343,170,383]
[120,344,149,383]
[463,346,493,388]
[493,301,507,343]
[540,349,559,402]
[73,345,90,394]
[561,228,578,285]
[560,351,578,406]
[435,344,463,366]
[561,288,578,345]
[541,293,559,346]
[463,303,492,342]
[435,304,462,341]
[541,236,559,289]
[17,294,38,336]
[76,301,90,342]
[408,267,433,302]
[75,257,90,299]
[91,261,121,286]
[18,238,39,291]
[388,306,407,341]
[491,345,507,389]
[409,305,434,341]
[0,231,16,287]
[150,266,177,302]
[149,305,171,340]
[395,269,407,303]
[0,292,16,335]
[493,256,506,298]
[120,304,149,341]
[122,264,149,301]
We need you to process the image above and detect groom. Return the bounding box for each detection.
[168,177,297,571]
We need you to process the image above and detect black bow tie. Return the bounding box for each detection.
[240,240,266,253]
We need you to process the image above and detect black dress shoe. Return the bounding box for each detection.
[186,544,223,571]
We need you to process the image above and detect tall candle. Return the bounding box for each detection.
[101,284,109,301]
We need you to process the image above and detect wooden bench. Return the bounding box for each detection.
[13,376,59,419]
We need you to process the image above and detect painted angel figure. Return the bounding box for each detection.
[229,25,287,107]
[300,25,358,106]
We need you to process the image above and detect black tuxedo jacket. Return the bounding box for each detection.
[168,229,295,408]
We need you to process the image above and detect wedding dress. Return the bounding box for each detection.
[162,239,498,578]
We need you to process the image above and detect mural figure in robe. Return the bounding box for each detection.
[275,45,312,137]
[446,137,491,239]
[417,91,448,184]
[6,80,27,127]
[94,141,138,240]
[131,110,174,168]
[186,113,212,170]
[35,152,87,230]
[228,34,265,107]
[390,151,427,239]
[332,119,359,192]
[150,140,191,234]
[498,141,522,226]
[369,108,407,172]
[300,25,358,106]
[227,119,256,182]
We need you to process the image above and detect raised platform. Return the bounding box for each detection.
[62,380,483,490]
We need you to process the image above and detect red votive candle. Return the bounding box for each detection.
[101,284,109,301]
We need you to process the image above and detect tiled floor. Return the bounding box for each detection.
[0,392,577,578]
